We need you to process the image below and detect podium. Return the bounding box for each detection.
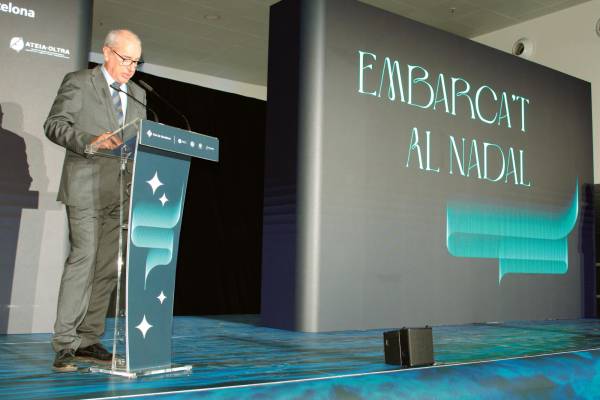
[84,119,219,378]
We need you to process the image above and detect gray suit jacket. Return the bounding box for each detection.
[45,66,147,208]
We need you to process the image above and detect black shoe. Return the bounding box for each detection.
[75,343,113,364]
[53,349,77,372]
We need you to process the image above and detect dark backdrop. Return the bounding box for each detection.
[262,0,593,331]
[91,63,266,316]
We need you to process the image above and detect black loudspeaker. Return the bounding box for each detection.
[383,327,434,367]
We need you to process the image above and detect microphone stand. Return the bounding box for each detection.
[137,79,191,131]
[111,83,160,123]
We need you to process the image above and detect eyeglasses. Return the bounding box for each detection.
[110,48,144,68]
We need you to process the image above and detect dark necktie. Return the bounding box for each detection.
[110,82,125,127]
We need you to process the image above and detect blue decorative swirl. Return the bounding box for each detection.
[446,181,578,282]
[131,188,184,288]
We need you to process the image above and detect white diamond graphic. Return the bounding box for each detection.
[157,291,167,304]
[191,141,195,148]
[146,130,152,138]
[146,171,163,195]
[159,193,168,206]
[136,315,153,339]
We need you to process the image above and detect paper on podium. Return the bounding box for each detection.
[84,118,142,159]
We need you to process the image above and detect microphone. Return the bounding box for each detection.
[137,79,191,131]
[110,82,159,123]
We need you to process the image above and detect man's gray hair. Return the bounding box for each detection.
[103,29,141,48]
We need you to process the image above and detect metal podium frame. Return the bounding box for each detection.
[84,118,219,378]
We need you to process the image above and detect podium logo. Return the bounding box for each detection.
[9,37,24,52]
[0,2,35,18]
[145,129,171,141]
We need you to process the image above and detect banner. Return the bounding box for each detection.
[262,0,594,331]
[0,0,91,333]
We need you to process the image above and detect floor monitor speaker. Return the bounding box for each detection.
[383,327,434,367]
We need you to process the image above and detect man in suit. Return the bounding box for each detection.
[45,29,146,372]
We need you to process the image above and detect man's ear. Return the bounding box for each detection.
[102,46,110,62]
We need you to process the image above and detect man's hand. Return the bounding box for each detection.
[90,131,123,150]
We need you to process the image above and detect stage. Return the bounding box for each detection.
[1,316,600,399]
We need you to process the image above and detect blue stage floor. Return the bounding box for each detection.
[2,316,600,399]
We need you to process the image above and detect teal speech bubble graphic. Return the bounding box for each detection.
[446,182,578,283]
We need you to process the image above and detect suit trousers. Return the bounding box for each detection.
[52,202,122,352]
